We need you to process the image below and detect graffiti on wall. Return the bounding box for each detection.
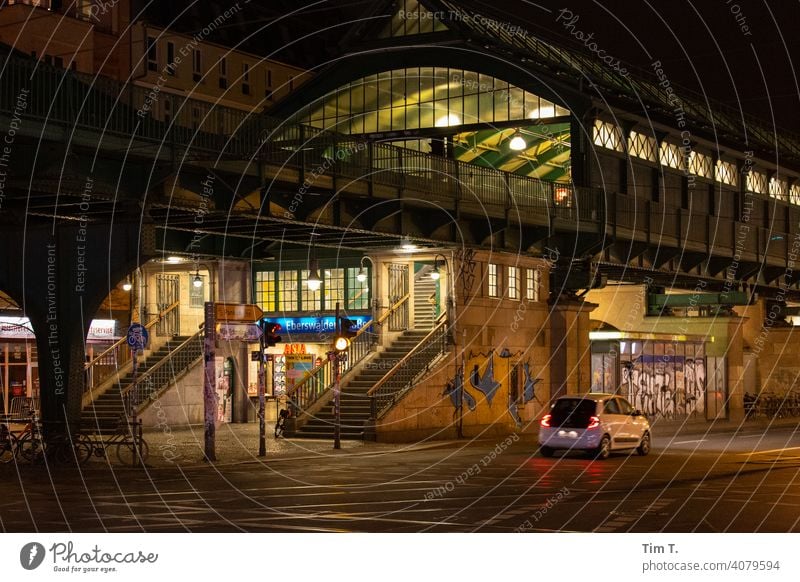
[621,355,706,418]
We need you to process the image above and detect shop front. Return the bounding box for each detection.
[0,316,119,414]
[590,332,726,421]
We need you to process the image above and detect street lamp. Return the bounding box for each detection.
[307,258,322,291]
[192,271,203,288]
[122,277,133,292]
[357,255,373,283]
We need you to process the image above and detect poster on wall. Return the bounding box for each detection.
[215,356,232,424]
[285,354,315,392]
[273,355,287,397]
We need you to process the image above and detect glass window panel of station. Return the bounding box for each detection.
[300,270,322,311]
[254,271,276,312]
[715,159,738,187]
[324,268,345,310]
[769,177,788,201]
[592,120,624,152]
[688,151,713,179]
[278,270,298,312]
[746,171,768,195]
[791,183,800,206]
[628,131,657,162]
[659,142,685,170]
[526,268,540,302]
[347,267,370,310]
[300,68,565,134]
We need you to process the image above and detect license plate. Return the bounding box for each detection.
[558,430,578,438]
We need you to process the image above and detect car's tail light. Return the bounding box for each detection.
[540,414,551,428]
[587,416,601,429]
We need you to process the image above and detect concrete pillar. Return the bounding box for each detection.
[726,317,746,421]
[548,296,597,399]
[0,221,151,432]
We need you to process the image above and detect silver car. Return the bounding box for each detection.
[538,393,651,459]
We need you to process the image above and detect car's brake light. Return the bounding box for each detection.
[587,416,601,429]
[540,414,551,428]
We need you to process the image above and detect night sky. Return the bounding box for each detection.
[138,0,799,134]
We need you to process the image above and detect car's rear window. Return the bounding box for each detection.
[550,398,597,428]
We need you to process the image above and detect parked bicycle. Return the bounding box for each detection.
[82,417,149,467]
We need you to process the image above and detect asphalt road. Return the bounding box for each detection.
[2,427,800,533]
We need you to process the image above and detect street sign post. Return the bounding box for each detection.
[218,322,263,341]
[215,303,263,322]
[203,302,216,462]
[125,323,149,351]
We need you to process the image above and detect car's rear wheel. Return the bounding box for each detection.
[540,446,554,458]
[595,435,611,460]
[637,432,651,456]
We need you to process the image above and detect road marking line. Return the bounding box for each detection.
[739,446,800,456]
[671,439,708,445]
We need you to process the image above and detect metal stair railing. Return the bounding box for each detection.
[84,301,179,393]
[286,321,375,417]
[121,330,204,414]
[367,315,449,419]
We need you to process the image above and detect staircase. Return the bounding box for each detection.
[291,330,430,439]
[414,271,437,330]
[81,334,203,434]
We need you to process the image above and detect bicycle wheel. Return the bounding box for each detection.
[116,438,149,466]
[0,434,16,463]
[17,433,44,464]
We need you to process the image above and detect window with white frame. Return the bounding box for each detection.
[769,177,788,201]
[791,183,800,206]
[488,264,499,298]
[746,171,768,195]
[324,268,344,310]
[147,36,158,72]
[659,142,685,170]
[278,270,297,311]
[254,271,275,312]
[192,49,202,81]
[715,159,738,187]
[507,267,520,300]
[628,131,657,162]
[218,57,227,89]
[592,120,624,152]
[526,268,540,302]
[688,151,713,179]
[242,63,251,95]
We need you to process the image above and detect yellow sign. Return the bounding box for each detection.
[215,303,263,322]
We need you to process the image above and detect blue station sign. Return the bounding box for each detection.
[262,316,371,336]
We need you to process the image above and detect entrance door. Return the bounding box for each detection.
[155,274,180,336]
[387,263,409,331]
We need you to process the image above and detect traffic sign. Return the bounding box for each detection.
[215,302,263,322]
[218,322,263,341]
[126,323,149,351]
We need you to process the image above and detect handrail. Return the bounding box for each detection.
[285,319,375,417]
[284,321,373,400]
[121,328,204,411]
[84,300,179,370]
[376,293,410,325]
[367,318,448,397]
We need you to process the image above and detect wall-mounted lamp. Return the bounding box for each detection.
[122,277,133,292]
[192,271,203,288]
[400,235,417,252]
[357,255,374,283]
[509,131,527,151]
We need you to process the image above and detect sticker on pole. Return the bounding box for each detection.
[126,323,149,351]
